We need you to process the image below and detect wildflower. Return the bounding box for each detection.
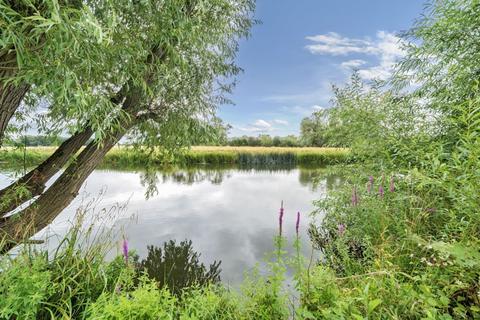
[351,186,359,206]
[295,211,300,236]
[367,176,374,193]
[379,184,384,198]
[337,223,346,237]
[389,176,395,192]
[122,237,129,265]
[279,201,284,236]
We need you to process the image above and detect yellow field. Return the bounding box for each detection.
[190,146,347,154]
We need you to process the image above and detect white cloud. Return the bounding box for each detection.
[253,119,272,129]
[236,119,274,133]
[340,59,367,69]
[311,105,324,112]
[236,126,264,133]
[235,119,291,134]
[283,105,324,116]
[305,32,378,56]
[306,31,406,80]
[357,31,405,80]
[272,119,288,125]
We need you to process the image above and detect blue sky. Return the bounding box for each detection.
[219,0,426,137]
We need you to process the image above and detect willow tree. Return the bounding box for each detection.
[0,0,255,251]
[0,0,118,144]
[0,0,147,212]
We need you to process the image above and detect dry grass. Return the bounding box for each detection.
[190,146,347,154]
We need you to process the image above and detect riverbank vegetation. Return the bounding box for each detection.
[1,0,480,318]
[0,146,350,169]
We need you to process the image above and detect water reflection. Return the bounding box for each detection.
[0,166,340,284]
[135,240,221,296]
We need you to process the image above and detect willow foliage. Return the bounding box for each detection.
[1,0,256,149]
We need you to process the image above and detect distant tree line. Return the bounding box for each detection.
[7,132,323,148]
[227,134,301,147]
[5,135,67,147]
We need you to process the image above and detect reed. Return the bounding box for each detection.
[0,146,351,169]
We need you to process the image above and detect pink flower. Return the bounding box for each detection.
[379,185,384,198]
[337,223,346,237]
[122,238,129,265]
[389,176,395,192]
[295,211,300,236]
[367,176,374,193]
[279,201,284,236]
[351,186,359,206]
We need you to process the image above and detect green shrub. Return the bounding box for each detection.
[0,256,52,319]
[86,278,176,319]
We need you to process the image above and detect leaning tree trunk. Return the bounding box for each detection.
[0,117,134,252]
[0,43,161,252]
[0,84,128,216]
[0,127,93,217]
[0,52,30,145]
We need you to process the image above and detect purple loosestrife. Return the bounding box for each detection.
[367,176,374,193]
[389,176,395,192]
[295,211,300,237]
[337,223,346,237]
[351,186,359,206]
[279,201,284,236]
[122,238,129,265]
[379,184,384,198]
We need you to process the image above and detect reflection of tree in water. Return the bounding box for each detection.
[298,169,344,192]
[135,164,341,197]
[163,170,230,185]
[135,240,221,296]
[138,164,296,185]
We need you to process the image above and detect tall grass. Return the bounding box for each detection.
[0,146,350,169]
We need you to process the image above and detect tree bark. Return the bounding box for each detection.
[0,117,134,252]
[0,127,93,217]
[0,82,129,217]
[0,52,30,146]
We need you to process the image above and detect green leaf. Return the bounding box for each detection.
[368,299,382,313]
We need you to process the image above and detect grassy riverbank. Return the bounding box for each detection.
[0,146,351,169]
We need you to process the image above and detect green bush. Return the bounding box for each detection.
[0,256,52,319]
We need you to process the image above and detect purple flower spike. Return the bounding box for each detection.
[122,238,129,265]
[351,186,359,206]
[279,201,284,236]
[337,223,346,237]
[379,185,384,198]
[389,176,395,193]
[295,211,300,236]
[367,176,374,193]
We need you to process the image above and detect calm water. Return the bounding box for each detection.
[0,167,340,284]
